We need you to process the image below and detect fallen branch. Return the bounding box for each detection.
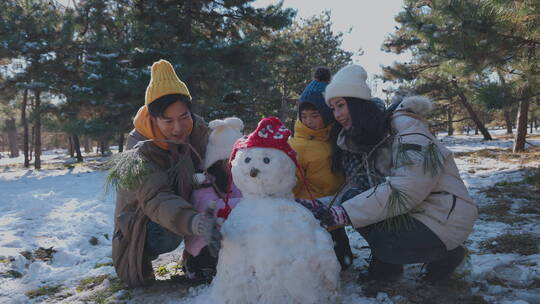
[430,117,471,128]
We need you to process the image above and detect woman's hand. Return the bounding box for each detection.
[296,199,351,228]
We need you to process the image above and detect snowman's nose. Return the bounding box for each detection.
[250,168,260,178]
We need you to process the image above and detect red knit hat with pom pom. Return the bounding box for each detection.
[217,117,314,219]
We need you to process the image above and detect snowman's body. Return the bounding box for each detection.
[208,147,340,304]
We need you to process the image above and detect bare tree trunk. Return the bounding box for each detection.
[6,118,19,158]
[100,140,109,156]
[72,134,83,162]
[456,89,492,140]
[34,91,42,170]
[0,134,5,153]
[530,110,535,134]
[68,135,74,157]
[83,136,91,153]
[118,133,125,153]
[30,125,34,161]
[503,110,513,134]
[513,99,530,152]
[447,106,454,136]
[21,89,30,167]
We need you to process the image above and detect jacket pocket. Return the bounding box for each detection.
[423,192,455,225]
[112,210,135,265]
[116,210,135,242]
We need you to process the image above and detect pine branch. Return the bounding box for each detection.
[105,150,153,193]
[382,182,416,232]
[423,141,445,176]
[394,142,423,168]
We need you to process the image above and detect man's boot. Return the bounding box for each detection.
[423,245,466,282]
[360,255,404,282]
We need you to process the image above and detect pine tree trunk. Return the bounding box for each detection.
[68,135,74,157]
[72,134,83,162]
[447,106,454,136]
[21,89,30,167]
[83,136,91,153]
[503,110,513,134]
[118,133,125,153]
[6,118,19,158]
[513,99,530,152]
[456,90,492,140]
[34,91,42,170]
[530,110,535,134]
[0,134,5,153]
[100,140,109,156]
[30,125,35,161]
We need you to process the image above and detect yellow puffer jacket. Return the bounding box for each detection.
[289,120,345,199]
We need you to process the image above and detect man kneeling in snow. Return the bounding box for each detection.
[109,60,221,287]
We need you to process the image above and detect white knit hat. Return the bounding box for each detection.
[204,117,244,170]
[324,64,371,105]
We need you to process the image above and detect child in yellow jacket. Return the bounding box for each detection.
[289,67,352,270]
[290,67,344,199]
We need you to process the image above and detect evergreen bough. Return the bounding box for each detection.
[105,150,154,193]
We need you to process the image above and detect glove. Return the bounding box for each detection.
[313,204,351,229]
[189,210,222,258]
[295,198,319,212]
[295,199,351,228]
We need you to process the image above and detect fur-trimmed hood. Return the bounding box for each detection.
[393,95,433,115]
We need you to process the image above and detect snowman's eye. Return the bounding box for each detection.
[263,157,270,164]
[245,157,251,163]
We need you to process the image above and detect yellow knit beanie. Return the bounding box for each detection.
[145,59,192,105]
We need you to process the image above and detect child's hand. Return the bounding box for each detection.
[189,202,223,258]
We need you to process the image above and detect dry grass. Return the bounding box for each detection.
[480,233,539,255]
[480,167,540,202]
[454,147,540,164]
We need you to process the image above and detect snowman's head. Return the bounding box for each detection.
[231,147,296,198]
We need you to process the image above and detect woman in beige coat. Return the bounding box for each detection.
[300,64,477,282]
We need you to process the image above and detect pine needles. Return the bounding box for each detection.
[382,182,416,232]
[423,141,444,176]
[394,142,423,167]
[395,135,445,176]
[105,150,154,193]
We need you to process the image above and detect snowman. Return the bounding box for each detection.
[207,117,340,304]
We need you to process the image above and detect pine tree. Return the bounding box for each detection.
[383,0,539,149]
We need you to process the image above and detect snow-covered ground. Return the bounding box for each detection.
[1,134,539,304]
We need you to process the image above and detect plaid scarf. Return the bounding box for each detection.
[341,150,385,192]
[337,130,387,192]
